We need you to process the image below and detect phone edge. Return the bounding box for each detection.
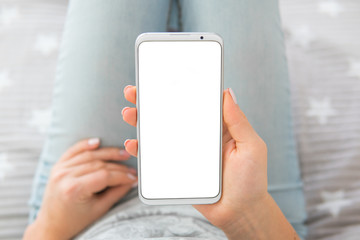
[134,32,224,205]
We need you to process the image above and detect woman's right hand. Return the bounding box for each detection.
[24,138,138,240]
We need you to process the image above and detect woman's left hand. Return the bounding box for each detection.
[24,138,137,240]
[121,85,298,240]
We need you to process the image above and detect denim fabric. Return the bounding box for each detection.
[29,0,307,238]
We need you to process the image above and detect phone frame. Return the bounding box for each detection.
[135,32,224,205]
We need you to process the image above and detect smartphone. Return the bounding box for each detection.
[135,32,223,205]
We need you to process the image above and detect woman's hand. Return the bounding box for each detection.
[121,85,267,227]
[24,138,138,240]
[122,85,299,240]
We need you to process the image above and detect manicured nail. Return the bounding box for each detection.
[88,138,100,145]
[229,88,237,104]
[119,149,130,157]
[124,85,132,93]
[121,107,130,115]
[124,139,131,146]
[132,181,138,188]
[127,173,136,180]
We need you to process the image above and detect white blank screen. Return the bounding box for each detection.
[138,41,221,199]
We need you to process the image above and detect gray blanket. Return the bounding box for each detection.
[281,0,360,239]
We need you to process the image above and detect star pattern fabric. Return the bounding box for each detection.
[280,0,360,239]
[306,97,337,125]
[34,34,59,56]
[28,108,52,134]
[317,190,352,217]
[0,2,66,238]
[0,70,12,91]
[0,152,14,180]
[318,0,344,17]
[347,60,360,78]
[0,6,19,27]
[290,25,315,49]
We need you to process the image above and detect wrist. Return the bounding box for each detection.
[220,193,271,240]
[23,218,64,240]
[220,193,298,240]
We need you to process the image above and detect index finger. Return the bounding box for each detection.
[124,85,136,105]
[59,138,100,162]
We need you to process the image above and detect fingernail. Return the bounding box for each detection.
[119,149,130,157]
[132,181,138,188]
[121,107,130,115]
[127,173,136,180]
[124,139,131,146]
[124,85,132,93]
[229,88,237,104]
[129,167,137,174]
[88,138,100,145]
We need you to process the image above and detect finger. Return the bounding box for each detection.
[63,147,131,167]
[70,161,134,177]
[124,139,138,157]
[223,88,259,145]
[79,169,138,194]
[121,107,137,127]
[96,184,133,213]
[59,138,101,162]
[124,85,136,105]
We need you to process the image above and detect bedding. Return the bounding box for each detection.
[0,1,66,239]
[280,1,360,239]
[0,0,359,239]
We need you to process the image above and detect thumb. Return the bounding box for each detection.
[223,88,258,144]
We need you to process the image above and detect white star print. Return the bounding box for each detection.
[317,190,352,217]
[0,70,12,91]
[306,97,337,125]
[34,34,59,56]
[28,108,52,134]
[291,25,315,48]
[0,6,19,26]
[318,0,343,17]
[0,152,14,180]
[347,60,360,79]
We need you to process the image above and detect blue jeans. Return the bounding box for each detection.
[29,0,307,238]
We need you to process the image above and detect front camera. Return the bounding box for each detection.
[200,36,204,40]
